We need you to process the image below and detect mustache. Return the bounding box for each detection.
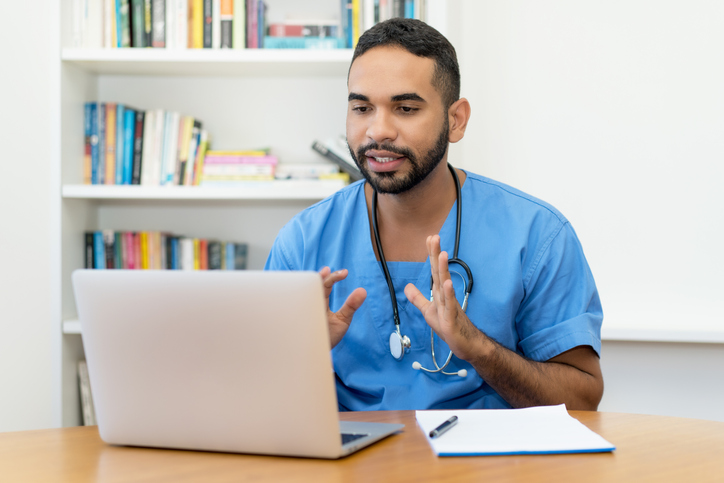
[356,143,415,161]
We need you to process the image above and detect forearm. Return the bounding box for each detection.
[465,333,603,410]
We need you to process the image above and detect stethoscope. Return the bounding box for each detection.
[371,163,474,377]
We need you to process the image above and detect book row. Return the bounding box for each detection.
[71,0,426,51]
[84,102,211,186]
[85,230,249,270]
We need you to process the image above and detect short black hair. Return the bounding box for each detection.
[350,18,461,109]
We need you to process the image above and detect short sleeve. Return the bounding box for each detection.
[516,221,603,361]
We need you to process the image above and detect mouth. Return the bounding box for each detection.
[364,150,407,173]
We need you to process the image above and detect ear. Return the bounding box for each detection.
[447,97,471,144]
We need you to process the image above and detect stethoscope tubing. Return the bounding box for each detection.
[372,164,474,374]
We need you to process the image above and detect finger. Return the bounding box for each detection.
[335,287,367,324]
[404,283,431,314]
[427,235,443,294]
[437,250,451,286]
[441,278,459,323]
[320,268,348,296]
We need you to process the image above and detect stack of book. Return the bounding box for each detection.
[71,1,426,51]
[198,150,277,186]
[85,230,248,270]
[83,102,209,186]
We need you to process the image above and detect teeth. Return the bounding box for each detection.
[374,157,397,163]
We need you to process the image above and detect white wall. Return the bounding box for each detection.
[0,1,55,431]
[456,0,724,334]
[455,0,724,420]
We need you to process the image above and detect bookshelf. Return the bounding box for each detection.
[54,0,450,427]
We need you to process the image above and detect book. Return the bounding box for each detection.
[118,0,132,47]
[311,138,363,181]
[165,0,176,48]
[122,107,136,184]
[83,102,93,184]
[191,129,208,186]
[131,110,145,184]
[93,231,105,269]
[220,0,233,48]
[233,242,248,269]
[208,240,222,269]
[97,103,106,184]
[262,36,346,49]
[151,0,166,47]
[84,232,95,269]
[267,23,340,38]
[104,103,117,185]
[212,0,221,48]
[232,0,245,48]
[184,120,201,185]
[114,231,123,268]
[274,163,340,180]
[140,109,155,185]
[103,229,116,268]
[77,360,97,426]
[131,0,146,47]
[144,0,153,46]
[246,0,256,48]
[171,0,188,49]
[203,0,212,48]
[115,104,126,185]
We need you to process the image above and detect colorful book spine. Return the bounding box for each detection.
[151,0,166,47]
[132,110,145,184]
[262,37,346,49]
[220,0,233,48]
[83,103,93,185]
[131,0,146,47]
[232,0,245,49]
[89,102,100,184]
[104,103,117,185]
[122,107,136,184]
[115,104,125,185]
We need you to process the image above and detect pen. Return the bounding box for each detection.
[429,415,458,438]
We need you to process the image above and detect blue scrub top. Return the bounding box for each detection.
[265,171,602,410]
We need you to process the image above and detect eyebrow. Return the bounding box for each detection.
[347,92,427,103]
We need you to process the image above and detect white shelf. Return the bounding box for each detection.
[61,48,353,76]
[62,180,347,200]
[601,327,724,344]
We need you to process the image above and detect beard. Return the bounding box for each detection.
[348,118,450,195]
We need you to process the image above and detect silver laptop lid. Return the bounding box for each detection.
[73,270,347,458]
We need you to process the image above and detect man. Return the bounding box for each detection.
[265,18,603,411]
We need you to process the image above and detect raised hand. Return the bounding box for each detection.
[404,235,481,362]
[319,267,367,348]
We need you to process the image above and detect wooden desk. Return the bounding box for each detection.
[2,410,724,482]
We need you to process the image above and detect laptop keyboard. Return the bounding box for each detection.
[341,433,368,445]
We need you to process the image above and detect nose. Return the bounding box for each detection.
[365,110,397,145]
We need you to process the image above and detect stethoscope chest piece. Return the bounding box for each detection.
[389,330,411,360]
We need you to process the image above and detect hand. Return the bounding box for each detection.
[319,267,367,348]
[404,235,483,362]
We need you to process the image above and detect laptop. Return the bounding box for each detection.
[72,269,403,459]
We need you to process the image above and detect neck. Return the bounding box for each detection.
[366,161,464,262]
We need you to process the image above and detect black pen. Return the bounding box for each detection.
[429,415,458,439]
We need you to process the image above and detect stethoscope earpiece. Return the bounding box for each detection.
[373,164,473,378]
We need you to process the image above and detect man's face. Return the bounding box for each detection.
[346,46,450,194]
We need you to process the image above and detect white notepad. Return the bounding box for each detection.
[416,404,615,457]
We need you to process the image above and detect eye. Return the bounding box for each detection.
[399,106,418,114]
[352,105,370,113]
